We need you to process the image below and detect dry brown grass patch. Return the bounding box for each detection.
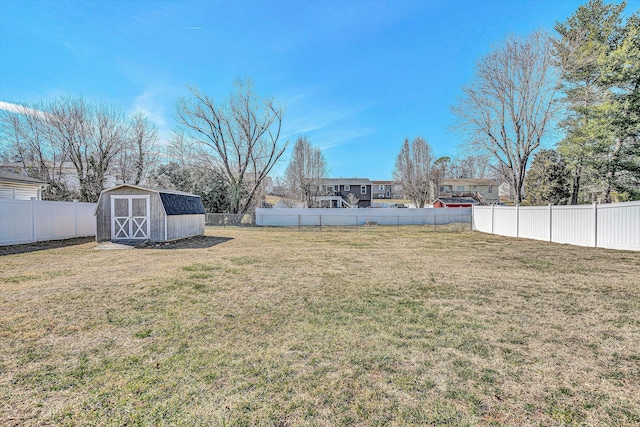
[0,226,638,426]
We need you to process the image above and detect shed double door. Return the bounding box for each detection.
[111,195,150,240]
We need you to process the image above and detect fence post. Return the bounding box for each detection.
[491,204,495,234]
[548,204,553,242]
[593,202,598,248]
[74,200,79,237]
[469,207,473,231]
[515,204,519,238]
[298,214,301,232]
[31,198,36,243]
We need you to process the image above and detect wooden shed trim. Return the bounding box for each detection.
[94,184,165,216]
[94,184,205,217]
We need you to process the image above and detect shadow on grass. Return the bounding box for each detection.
[136,235,233,250]
[0,237,95,256]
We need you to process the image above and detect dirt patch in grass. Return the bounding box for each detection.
[0,237,95,256]
[136,235,232,250]
[1,226,638,426]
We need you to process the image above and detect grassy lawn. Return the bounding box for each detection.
[1,226,639,426]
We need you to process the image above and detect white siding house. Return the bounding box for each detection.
[438,179,499,204]
[0,169,48,200]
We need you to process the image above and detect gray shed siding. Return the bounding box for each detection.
[96,187,165,242]
[167,214,205,241]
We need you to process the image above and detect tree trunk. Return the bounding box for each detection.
[570,173,581,205]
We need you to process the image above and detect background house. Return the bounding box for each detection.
[0,169,48,200]
[263,176,274,195]
[316,178,372,208]
[1,160,119,199]
[499,181,515,202]
[438,178,498,204]
[371,180,395,199]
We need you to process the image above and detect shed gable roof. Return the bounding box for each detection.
[159,192,206,215]
[96,184,206,216]
[435,197,480,205]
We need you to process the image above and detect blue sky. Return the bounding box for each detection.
[1,0,635,180]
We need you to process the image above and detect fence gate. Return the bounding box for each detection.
[111,195,150,240]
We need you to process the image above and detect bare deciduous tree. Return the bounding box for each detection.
[393,136,433,208]
[0,102,70,198]
[46,96,129,202]
[452,31,561,203]
[450,154,493,179]
[284,136,328,207]
[2,97,159,202]
[115,112,158,185]
[176,78,288,216]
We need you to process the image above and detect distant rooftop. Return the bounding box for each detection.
[0,169,47,185]
[323,178,372,185]
[441,178,497,185]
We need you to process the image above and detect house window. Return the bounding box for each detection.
[334,185,339,192]
[489,186,493,193]
[379,185,384,190]
[386,190,391,197]
[457,186,464,192]
[344,185,350,191]
[361,185,366,194]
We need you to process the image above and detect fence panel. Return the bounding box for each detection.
[76,202,98,236]
[472,206,493,233]
[254,207,472,228]
[519,206,550,241]
[551,205,595,247]
[0,199,35,245]
[493,206,517,237]
[34,201,77,241]
[0,199,97,246]
[597,201,640,250]
[473,201,639,251]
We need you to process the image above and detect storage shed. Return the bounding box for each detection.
[94,184,206,242]
[432,197,481,208]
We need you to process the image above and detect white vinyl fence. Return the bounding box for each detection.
[0,199,97,246]
[473,201,640,251]
[256,207,472,227]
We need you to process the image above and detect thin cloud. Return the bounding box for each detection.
[315,127,375,151]
[0,101,50,118]
[129,90,178,152]
[282,102,364,142]
[132,92,169,130]
[184,26,204,30]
